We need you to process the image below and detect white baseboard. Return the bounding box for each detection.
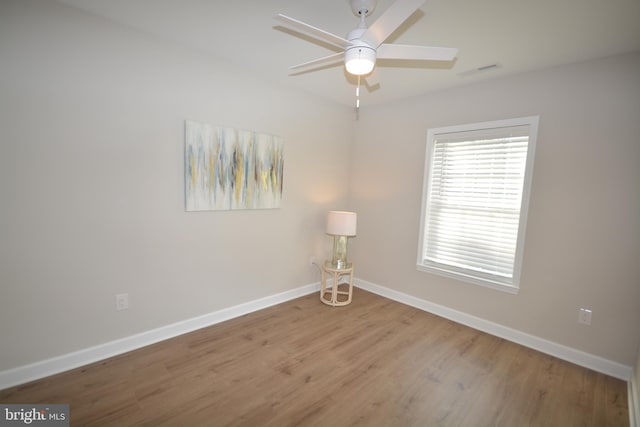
[354,277,632,381]
[0,283,320,391]
[630,370,640,427]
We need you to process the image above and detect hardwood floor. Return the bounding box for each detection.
[0,288,629,426]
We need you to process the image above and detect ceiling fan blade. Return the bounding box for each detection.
[275,14,352,49]
[289,52,344,71]
[360,0,427,48]
[377,44,458,61]
[363,70,381,92]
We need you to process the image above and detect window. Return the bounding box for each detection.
[417,117,538,293]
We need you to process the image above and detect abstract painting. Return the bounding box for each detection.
[185,120,284,211]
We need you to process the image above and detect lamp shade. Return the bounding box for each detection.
[326,211,357,236]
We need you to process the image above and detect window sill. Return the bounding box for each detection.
[416,263,520,295]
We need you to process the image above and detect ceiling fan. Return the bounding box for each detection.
[275,0,458,90]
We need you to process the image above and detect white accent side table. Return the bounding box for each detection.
[320,261,354,306]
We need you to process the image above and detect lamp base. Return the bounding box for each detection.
[330,235,351,269]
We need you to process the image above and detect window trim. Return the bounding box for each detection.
[416,116,539,294]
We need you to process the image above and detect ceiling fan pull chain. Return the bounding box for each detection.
[356,75,361,110]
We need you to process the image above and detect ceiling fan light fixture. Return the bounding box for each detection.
[345,46,376,75]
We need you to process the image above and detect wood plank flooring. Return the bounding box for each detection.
[0,288,629,426]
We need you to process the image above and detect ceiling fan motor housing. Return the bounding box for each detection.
[345,26,376,75]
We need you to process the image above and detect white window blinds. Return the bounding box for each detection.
[418,117,538,292]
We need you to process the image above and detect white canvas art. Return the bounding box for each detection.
[185,120,284,211]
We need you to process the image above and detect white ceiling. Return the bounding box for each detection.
[56,0,640,108]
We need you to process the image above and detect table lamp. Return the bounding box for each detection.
[326,211,357,269]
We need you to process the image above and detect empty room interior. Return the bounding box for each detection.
[1,0,639,425]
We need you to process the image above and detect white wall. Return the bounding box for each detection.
[0,0,353,371]
[350,52,640,366]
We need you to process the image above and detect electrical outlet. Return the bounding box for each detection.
[116,293,129,311]
[578,307,592,325]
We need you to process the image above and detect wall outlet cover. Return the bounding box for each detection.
[116,293,129,311]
